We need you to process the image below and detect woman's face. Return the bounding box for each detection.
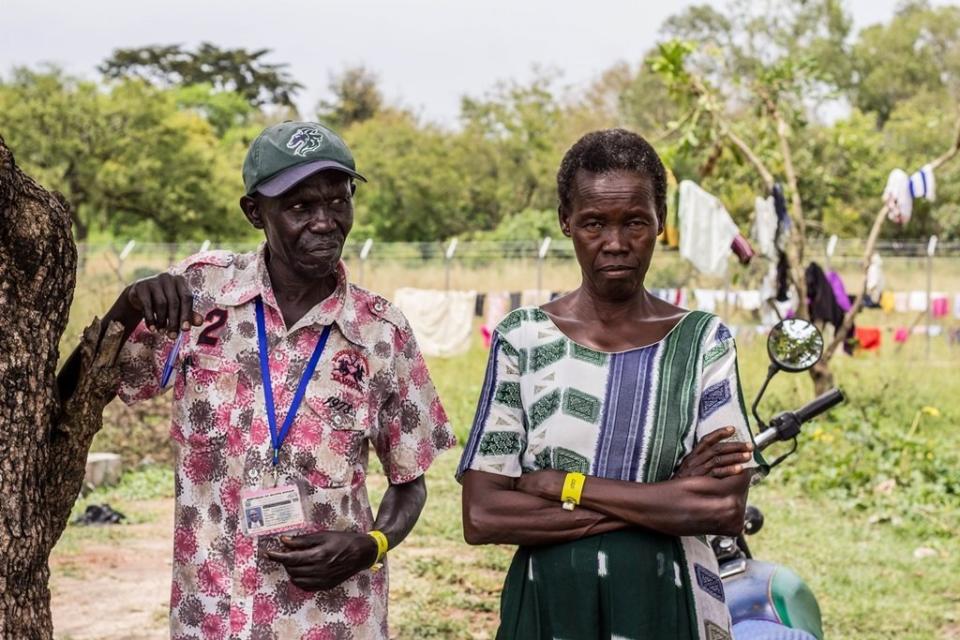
[561,169,662,301]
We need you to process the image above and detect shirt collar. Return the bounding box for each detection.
[212,243,366,348]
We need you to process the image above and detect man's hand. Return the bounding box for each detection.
[674,426,754,479]
[265,531,379,592]
[126,273,203,338]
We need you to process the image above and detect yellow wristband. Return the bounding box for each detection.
[368,530,389,568]
[560,472,586,510]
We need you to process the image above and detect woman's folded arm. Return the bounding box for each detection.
[460,470,631,546]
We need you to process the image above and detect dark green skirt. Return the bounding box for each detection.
[497,530,696,640]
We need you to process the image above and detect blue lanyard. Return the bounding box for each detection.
[255,297,332,466]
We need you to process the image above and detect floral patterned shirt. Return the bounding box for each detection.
[117,245,456,640]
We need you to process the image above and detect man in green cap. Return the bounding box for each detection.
[59,121,456,638]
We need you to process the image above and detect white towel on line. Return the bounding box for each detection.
[393,288,478,358]
[678,181,740,277]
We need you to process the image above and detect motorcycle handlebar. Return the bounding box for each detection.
[795,388,846,424]
[754,388,845,451]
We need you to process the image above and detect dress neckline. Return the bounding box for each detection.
[536,308,695,355]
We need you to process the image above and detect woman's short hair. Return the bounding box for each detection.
[556,129,667,223]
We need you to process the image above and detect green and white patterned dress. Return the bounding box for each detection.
[457,307,763,640]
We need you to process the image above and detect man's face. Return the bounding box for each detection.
[242,171,354,281]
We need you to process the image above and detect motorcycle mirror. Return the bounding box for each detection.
[767,319,824,373]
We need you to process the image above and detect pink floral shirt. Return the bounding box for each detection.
[118,246,456,640]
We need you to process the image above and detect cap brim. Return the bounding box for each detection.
[254,159,367,197]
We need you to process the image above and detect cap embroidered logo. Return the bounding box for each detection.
[286,127,325,157]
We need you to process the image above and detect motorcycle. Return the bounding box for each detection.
[716,318,846,640]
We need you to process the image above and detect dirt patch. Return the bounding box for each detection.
[51,499,174,640]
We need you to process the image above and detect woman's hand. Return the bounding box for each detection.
[514,469,567,502]
[674,427,754,479]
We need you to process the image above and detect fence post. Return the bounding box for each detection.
[826,234,838,271]
[359,238,374,287]
[926,235,937,359]
[444,238,458,291]
[115,240,136,283]
[537,237,552,296]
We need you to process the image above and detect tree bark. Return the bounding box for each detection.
[0,135,123,638]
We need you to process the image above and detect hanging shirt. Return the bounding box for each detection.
[117,245,456,640]
[678,181,740,277]
[752,196,778,258]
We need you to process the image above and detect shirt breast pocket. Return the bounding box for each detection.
[172,352,238,449]
[301,391,366,488]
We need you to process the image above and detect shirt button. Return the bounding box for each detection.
[333,415,343,426]
[373,302,384,313]
[276,350,285,361]
[247,468,258,481]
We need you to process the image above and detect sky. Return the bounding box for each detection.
[0,0,931,126]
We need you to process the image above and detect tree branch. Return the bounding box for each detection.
[46,318,125,541]
[928,114,960,172]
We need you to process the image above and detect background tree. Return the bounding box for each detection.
[316,65,384,130]
[99,43,303,107]
[0,69,257,246]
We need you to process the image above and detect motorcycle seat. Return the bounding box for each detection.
[733,619,818,640]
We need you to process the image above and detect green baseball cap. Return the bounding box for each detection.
[242,121,367,197]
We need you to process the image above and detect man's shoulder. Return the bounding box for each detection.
[174,249,248,274]
[346,284,409,333]
[172,249,260,303]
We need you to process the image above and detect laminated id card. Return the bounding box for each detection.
[239,484,306,537]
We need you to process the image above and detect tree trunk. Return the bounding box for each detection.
[809,359,835,396]
[0,135,124,638]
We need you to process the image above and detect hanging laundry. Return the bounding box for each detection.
[752,196,778,258]
[880,291,895,314]
[894,327,910,343]
[893,292,909,313]
[694,289,719,313]
[674,288,688,307]
[771,183,791,233]
[854,327,882,351]
[730,234,755,265]
[474,293,486,318]
[736,290,762,311]
[393,288,478,358]
[521,289,551,307]
[678,180,740,277]
[486,292,510,325]
[806,262,855,353]
[908,291,927,312]
[826,271,852,313]
[954,293,960,319]
[931,295,949,318]
[883,168,913,224]
[865,254,885,306]
[909,164,936,202]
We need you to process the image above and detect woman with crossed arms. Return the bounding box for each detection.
[458,129,764,640]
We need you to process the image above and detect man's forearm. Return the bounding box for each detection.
[56,287,143,405]
[371,475,428,550]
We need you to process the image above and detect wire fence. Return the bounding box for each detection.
[63,237,960,361]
